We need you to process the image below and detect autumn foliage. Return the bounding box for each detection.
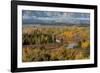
[22,26,90,62]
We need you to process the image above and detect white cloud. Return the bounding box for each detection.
[22,15,30,19]
[22,10,90,24]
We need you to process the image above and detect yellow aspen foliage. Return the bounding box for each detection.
[75,51,84,59]
[81,41,90,49]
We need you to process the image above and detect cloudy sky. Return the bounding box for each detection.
[22,10,90,25]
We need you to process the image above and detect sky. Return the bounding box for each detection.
[22,10,90,25]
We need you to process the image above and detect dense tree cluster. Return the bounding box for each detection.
[22,26,90,62]
[22,30,56,45]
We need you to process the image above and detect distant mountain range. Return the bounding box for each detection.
[22,18,90,26]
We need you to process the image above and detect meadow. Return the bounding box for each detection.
[22,25,90,62]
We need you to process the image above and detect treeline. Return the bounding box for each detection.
[22,31,56,45]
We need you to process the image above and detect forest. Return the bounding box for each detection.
[22,26,90,62]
